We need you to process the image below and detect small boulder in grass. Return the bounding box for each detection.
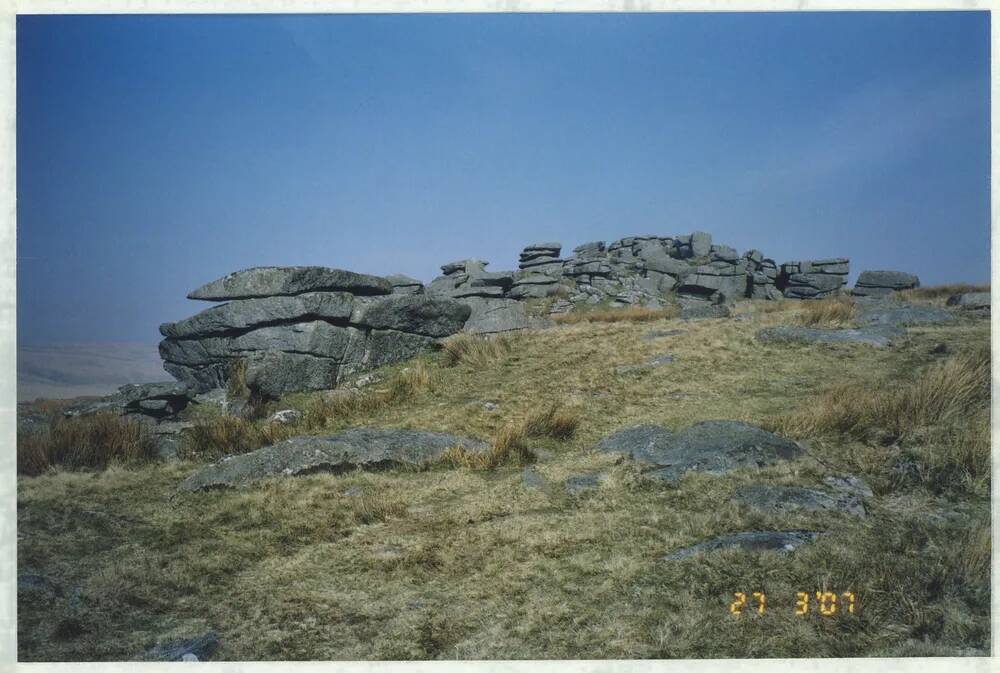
[268,409,303,425]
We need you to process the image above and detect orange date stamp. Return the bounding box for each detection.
[729,591,856,616]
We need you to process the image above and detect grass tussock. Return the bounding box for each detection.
[795,296,857,327]
[349,491,408,525]
[302,361,438,429]
[896,283,989,304]
[17,412,158,476]
[768,344,990,492]
[552,305,678,324]
[439,422,535,470]
[771,344,988,440]
[523,403,580,439]
[441,333,520,368]
[181,416,294,461]
[226,358,250,399]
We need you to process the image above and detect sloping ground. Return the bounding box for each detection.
[17,300,990,660]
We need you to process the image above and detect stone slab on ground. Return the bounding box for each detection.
[661,530,823,560]
[597,420,803,483]
[178,427,488,492]
[756,324,903,348]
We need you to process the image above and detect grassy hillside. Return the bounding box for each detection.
[16,297,990,660]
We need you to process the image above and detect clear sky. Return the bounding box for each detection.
[17,11,991,345]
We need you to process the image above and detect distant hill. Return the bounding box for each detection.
[17,343,165,402]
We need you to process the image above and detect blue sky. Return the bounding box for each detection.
[17,12,991,345]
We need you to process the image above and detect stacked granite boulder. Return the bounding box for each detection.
[851,270,919,297]
[386,274,424,295]
[517,243,564,275]
[777,259,850,299]
[744,250,782,300]
[159,266,470,398]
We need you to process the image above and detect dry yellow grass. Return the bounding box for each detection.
[552,305,678,324]
[226,358,250,399]
[439,421,535,470]
[770,344,988,439]
[17,412,158,475]
[17,302,991,661]
[350,491,409,525]
[895,283,990,306]
[440,332,521,368]
[523,403,580,439]
[795,295,857,327]
[181,415,294,461]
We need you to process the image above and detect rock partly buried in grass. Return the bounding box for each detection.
[564,473,602,494]
[177,428,488,492]
[642,328,687,341]
[597,421,802,484]
[756,324,903,348]
[661,530,823,560]
[614,353,676,374]
[521,466,546,490]
[946,291,990,312]
[678,302,732,321]
[596,424,677,464]
[854,300,954,327]
[141,631,220,662]
[733,484,866,517]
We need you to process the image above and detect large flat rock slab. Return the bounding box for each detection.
[756,324,903,347]
[855,300,954,327]
[188,266,391,301]
[661,530,822,560]
[596,420,803,483]
[160,293,356,338]
[177,427,487,492]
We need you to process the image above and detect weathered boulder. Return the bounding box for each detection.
[62,381,191,420]
[350,295,471,337]
[676,260,748,302]
[756,324,902,348]
[160,293,355,339]
[461,297,536,334]
[661,530,822,560]
[188,267,391,300]
[854,300,954,327]
[597,420,802,483]
[947,291,990,311]
[778,259,849,299]
[386,274,424,295]
[852,270,920,297]
[177,427,488,492]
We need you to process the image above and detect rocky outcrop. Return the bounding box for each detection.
[152,233,857,398]
[777,259,849,299]
[63,381,191,420]
[852,270,919,297]
[177,427,488,492]
[160,267,470,396]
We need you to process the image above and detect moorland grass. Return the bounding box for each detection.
[17,412,158,476]
[16,302,991,660]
